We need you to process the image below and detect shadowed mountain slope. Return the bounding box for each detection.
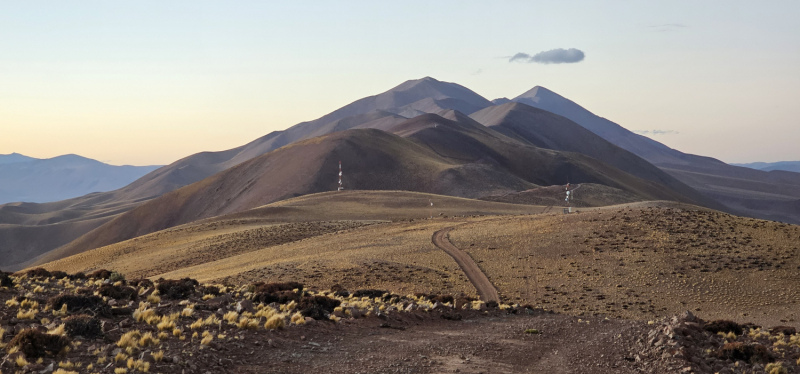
[469,103,724,211]
[512,86,800,224]
[33,115,701,267]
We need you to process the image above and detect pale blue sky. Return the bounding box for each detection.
[2,1,798,165]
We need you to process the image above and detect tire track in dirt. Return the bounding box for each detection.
[432,227,500,303]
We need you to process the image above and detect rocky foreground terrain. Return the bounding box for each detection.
[1,269,799,373]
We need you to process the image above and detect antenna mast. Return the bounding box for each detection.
[338,161,343,191]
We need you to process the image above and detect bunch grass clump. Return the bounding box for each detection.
[264,315,285,330]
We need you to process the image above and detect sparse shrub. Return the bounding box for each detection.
[156,278,198,299]
[63,315,103,338]
[128,279,153,289]
[428,294,455,304]
[705,320,744,335]
[7,329,71,358]
[201,285,220,296]
[770,326,797,336]
[252,290,301,304]
[88,269,112,279]
[714,342,773,364]
[352,289,388,299]
[441,312,462,321]
[98,284,137,301]
[330,283,347,295]
[74,287,93,295]
[1,272,15,287]
[108,271,125,283]
[48,294,110,317]
[50,271,69,279]
[298,295,340,321]
[485,300,499,309]
[252,282,303,294]
[69,272,86,280]
[147,294,161,304]
[54,368,78,374]
[26,268,52,278]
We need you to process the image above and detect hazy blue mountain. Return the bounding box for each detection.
[0,153,161,204]
[732,161,800,173]
[0,153,37,165]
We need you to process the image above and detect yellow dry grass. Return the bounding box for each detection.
[159,218,485,297]
[35,191,544,280]
[448,207,800,327]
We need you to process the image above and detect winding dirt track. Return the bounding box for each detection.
[432,227,500,303]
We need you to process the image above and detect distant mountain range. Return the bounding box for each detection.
[5,76,800,270]
[0,153,161,204]
[732,161,800,173]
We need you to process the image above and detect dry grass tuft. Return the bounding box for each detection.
[152,350,164,362]
[291,312,306,325]
[116,331,140,349]
[264,315,285,330]
[127,358,150,372]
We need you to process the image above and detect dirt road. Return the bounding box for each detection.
[432,226,500,303]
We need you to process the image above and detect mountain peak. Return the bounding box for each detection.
[514,86,563,102]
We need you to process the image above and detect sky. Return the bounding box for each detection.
[1,1,798,166]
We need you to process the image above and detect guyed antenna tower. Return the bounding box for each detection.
[337,161,343,191]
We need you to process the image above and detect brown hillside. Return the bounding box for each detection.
[36,190,546,280]
[469,102,725,211]
[35,120,699,266]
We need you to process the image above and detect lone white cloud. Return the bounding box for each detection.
[633,130,679,136]
[509,48,585,64]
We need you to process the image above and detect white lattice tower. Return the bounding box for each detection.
[338,161,343,191]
